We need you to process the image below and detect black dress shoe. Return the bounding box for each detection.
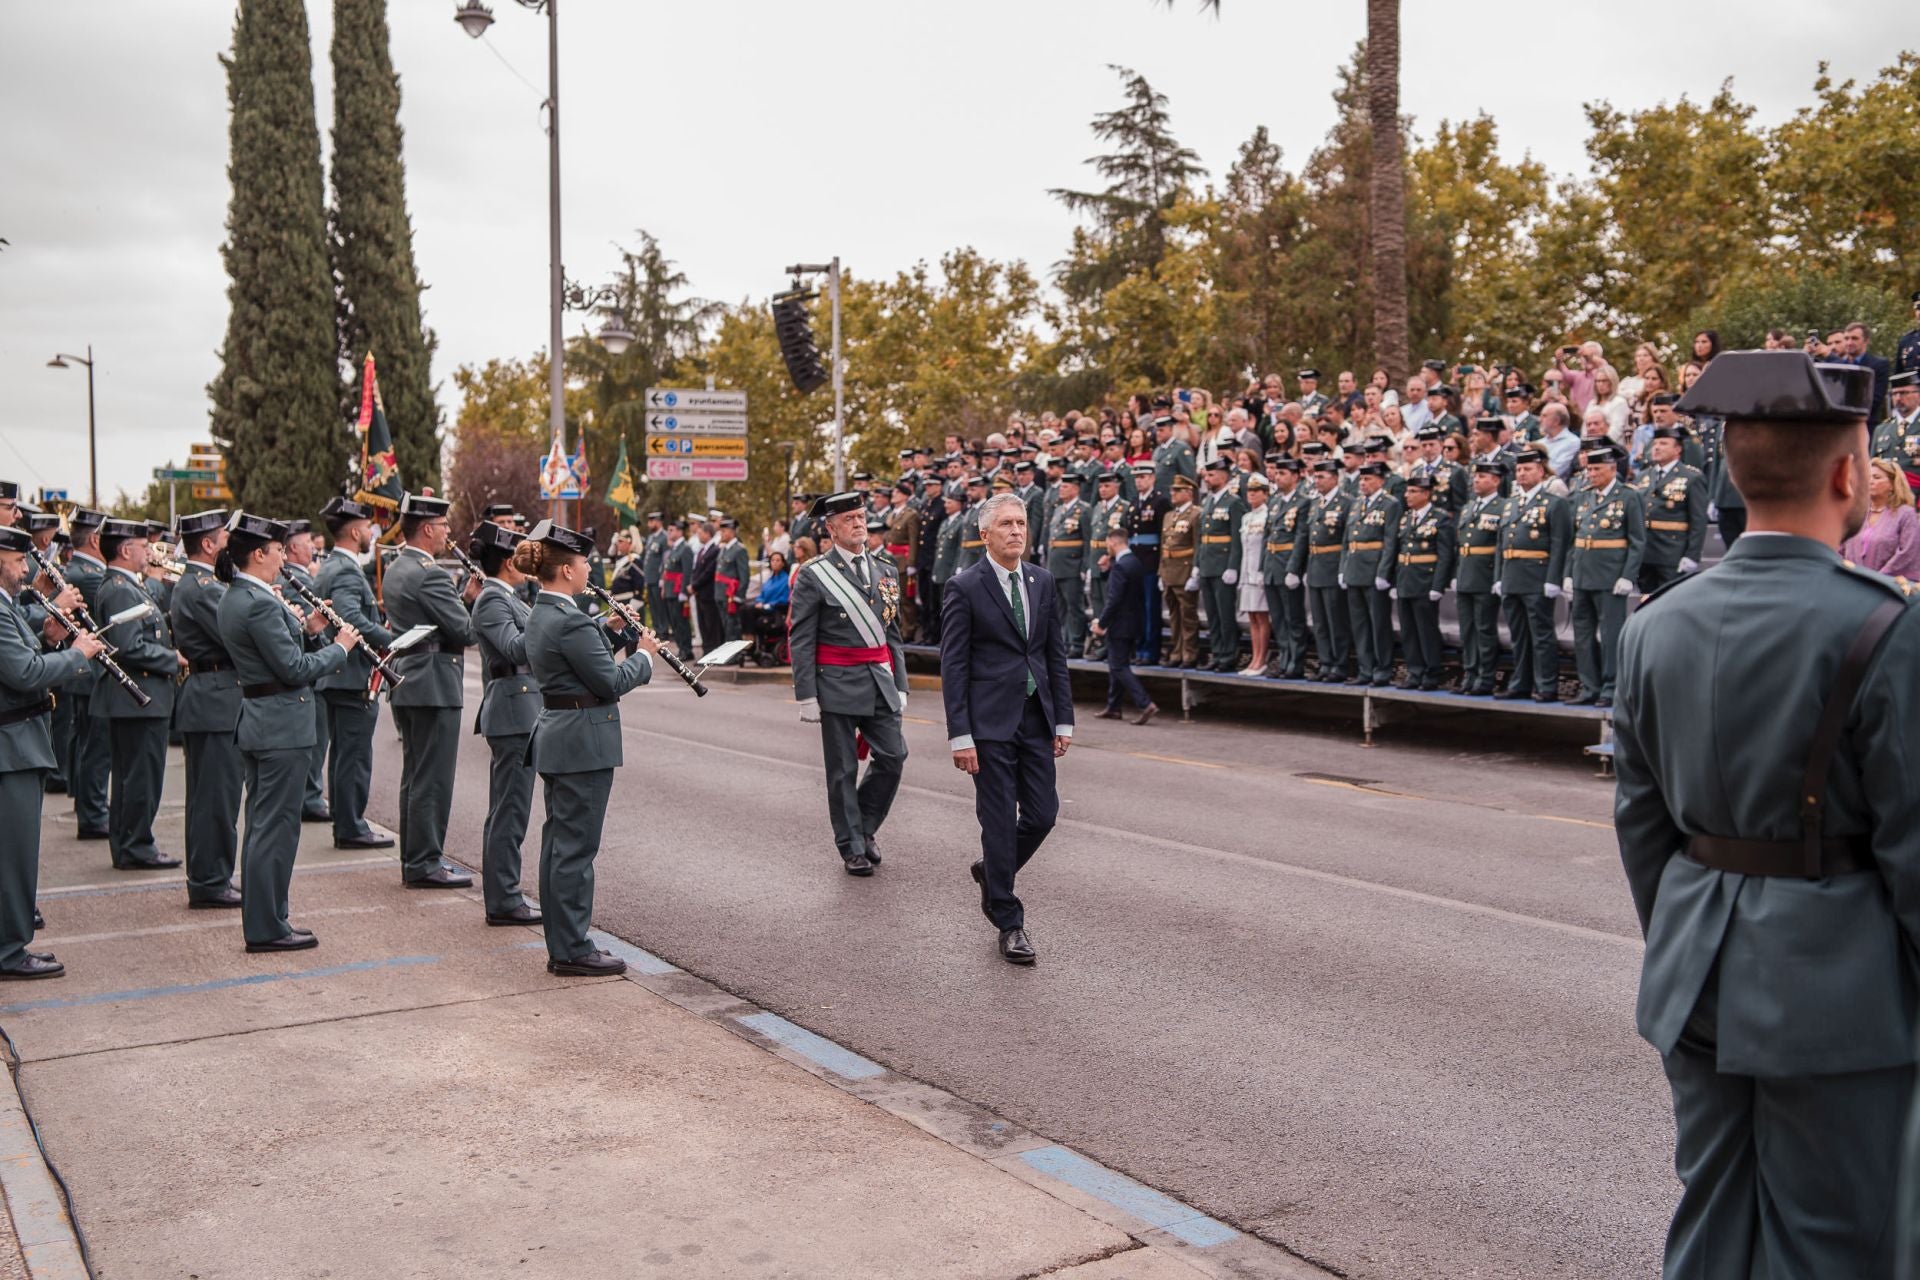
[1344,676,1366,686]
[1533,692,1560,703]
[843,853,875,877]
[1096,708,1124,720]
[1419,681,1442,692]
[189,888,245,909]
[288,926,314,938]
[76,827,109,841]
[970,860,992,922]
[32,908,43,931]
[1567,693,1597,706]
[245,933,319,954]
[863,840,881,865]
[27,952,54,964]
[43,779,67,795]
[404,865,474,889]
[997,928,1036,966]
[1370,676,1391,687]
[335,833,396,850]
[1133,702,1159,726]
[301,809,333,824]
[547,950,627,977]
[486,904,544,926]
[121,855,183,871]
[0,956,64,980]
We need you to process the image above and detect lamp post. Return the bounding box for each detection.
[46,346,97,507]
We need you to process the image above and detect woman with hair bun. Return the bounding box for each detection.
[468,521,542,928]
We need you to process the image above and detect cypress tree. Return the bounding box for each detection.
[329,0,440,491]
[209,0,346,518]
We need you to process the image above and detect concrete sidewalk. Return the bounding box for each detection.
[0,745,1322,1279]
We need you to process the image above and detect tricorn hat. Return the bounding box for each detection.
[527,519,594,557]
[1674,351,1873,423]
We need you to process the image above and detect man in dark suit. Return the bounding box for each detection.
[686,520,722,656]
[1089,528,1156,724]
[940,492,1074,966]
[1843,322,1892,426]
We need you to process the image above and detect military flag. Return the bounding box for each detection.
[605,436,639,523]
[354,352,403,513]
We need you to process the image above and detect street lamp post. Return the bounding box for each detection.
[47,346,97,508]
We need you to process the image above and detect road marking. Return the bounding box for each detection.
[1126,752,1223,770]
[38,905,390,947]
[902,715,936,725]
[39,856,395,898]
[1536,814,1614,830]
[1300,776,1616,829]
[0,955,440,1016]
[1016,1145,1238,1247]
[734,1011,886,1080]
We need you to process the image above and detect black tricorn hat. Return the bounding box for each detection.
[23,512,60,534]
[470,521,525,557]
[1473,457,1510,476]
[319,496,374,523]
[482,502,517,519]
[1310,458,1340,474]
[399,492,452,518]
[1201,457,1231,473]
[0,527,31,554]
[865,514,890,533]
[284,519,311,537]
[1405,472,1436,489]
[1358,460,1388,477]
[1271,457,1304,473]
[527,519,594,557]
[809,491,866,520]
[101,518,147,541]
[0,480,17,501]
[68,508,107,531]
[1675,351,1873,423]
[1512,446,1551,468]
[226,510,290,542]
[176,509,229,538]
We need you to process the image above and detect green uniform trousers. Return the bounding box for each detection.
[538,768,613,963]
[1571,588,1628,701]
[1309,585,1351,678]
[303,696,329,817]
[0,770,46,971]
[323,693,380,843]
[67,694,109,830]
[1397,596,1444,686]
[1345,585,1393,683]
[393,705,461,880]
[1056,575,1088,656]
[1085,571,1106,656]
[1456,592,1500,692]
[1501,593,1558,696]
[182,729,242,900]
[818,710,905,863]
[108,718,168,867]
[482,734,533,917]
[240,747,307,945]
[1264,583,1308,675]
[1199,575,1237,666]
[45,698,70,791]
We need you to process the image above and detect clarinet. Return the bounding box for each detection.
[280,577,405,696]
[446,541,481,585]
[583,582,708,697]
[27,548,105,635]
[22,588,152,709]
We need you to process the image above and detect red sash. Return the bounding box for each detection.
[818,643,891,665]
[716,574,741,614]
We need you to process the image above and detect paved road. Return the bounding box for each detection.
[374,671,1673,1279]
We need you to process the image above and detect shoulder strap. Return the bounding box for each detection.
[1800,598,1906,877]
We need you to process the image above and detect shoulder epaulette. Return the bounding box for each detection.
[1639,567,1710,608]
[1837,557,1920,601]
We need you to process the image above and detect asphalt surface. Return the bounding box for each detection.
[372,669,1673,1279]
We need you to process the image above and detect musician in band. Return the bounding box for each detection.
[281,519,332,825]
[316,497,396,850]
[469,521,542,927]
[171,509,246,907]
[95,518,183,871]
[518,521,658,975]
[788,491,909,878]
[62,508,112,841]
[20,508,72,797]
[215,512,361,952]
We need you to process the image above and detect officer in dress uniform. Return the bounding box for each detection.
[1289,458,1352,681]
[929,488,966,644]
[278,519,332,825]
[1128,465,1169,665]
[657,520,694,659]
[170,510,246,907]
[1453,460,1508,696]
[788,493,909,877]
[956,476,990,574]
[61,509,111,841]
[1296,369,1329,416]
[1262,457,1310,678]
[1504,386,1542,443]
[1871,371,1920,470]
[0,526,102,979]
[1633,426,1709,593]
[314,497,395,850]
[1194,458,1247,673]
[1393,474,1456,690]
[1340,461,1401,687]
[516,522,656,974]
[712,518,751,649]
[1494,446,1573,701]
[638,512,668,630]
[1151,416,1196,496]
[1361,438,1406,501]
[383,493,481,890]
[1158,476,1202,668]
[1615,351,1920,1279]
[468,522,543,928]
[883,484,922,639]
[1085,470,1132,661]
[1564,446,1645,708]
[217,512,360,952]
[94,519,181,870]
[1044,472,1091,659]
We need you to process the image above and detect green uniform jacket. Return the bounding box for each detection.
[170,561,240,735]
[0,592,95,772]
[1425,459,1471,512]
[1615,537,1920,1076]
[217,575,346,753]
[315,547,395,694]
[1339,490,1401,584]
[1089,495,1134,545]
[642,530,668,584]
[1394,503,1457,595]
[1045,499,1091,578]
[64,553,106,624]
[956,507,986,573]
[1194,488,1247,577]
[472,579,539,738]
[932,513,964,584]
[1870,409,1920,467]
[788,547,909,715]
[1496,486,1573,594]
[94,568,176,719]
[1696,414,1744,512]
[1261,489,1309,585]
[661,540,694,605]
[713,540,751,613]
[1015,486,1046,557]
[525,590,653,774]
[1290,490,1350,587]
[1151,439,1196,495]
[1453,494,1505,592]
[1509,412,1542,442]
[1568,482,1646,589]
[383,546,474,708]
[1634,462,1709,569]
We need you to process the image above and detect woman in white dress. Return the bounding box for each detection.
[1238,473,1272,673]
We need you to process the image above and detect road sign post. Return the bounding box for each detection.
[643,388,748,493]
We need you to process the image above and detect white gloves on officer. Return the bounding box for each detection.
[1545,582,1563,599]
[1492,582,1504,597]
[1708,503,1719,522]
[1612,577,1634,597]
[1678,557,1699,574]
[1338,574,1348,590]
[1185,572,1200,593]
[1428,590,1443,603]
[1389,588,1399,600]
[1223,569,1238,586]
[1374,576,1390,592]
[797,698,821,724]
[1562,578,1573,595]
[897,692,908,715]
[1284,573,1301,590]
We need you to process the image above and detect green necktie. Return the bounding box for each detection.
[1007,569,1035,696]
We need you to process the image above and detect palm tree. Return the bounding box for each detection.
[1174,1,1408,385]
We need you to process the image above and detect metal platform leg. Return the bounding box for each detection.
[1362,692,1374,747]
[1181,676,1194,723]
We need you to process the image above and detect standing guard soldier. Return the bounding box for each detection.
[1564,445,1644,708]
[956,475,990,574]
[1393,474,1456,690]
[1128,465,1169,665]
[1158,475,1202,668]
[1151,415,1195,496]
[1085,470,1133,661]
[1453,460,1508,695]
[1290,458,1353,682]
[1194,458,1247,673]
[1616,350,1920,1279]
[712,518,751,650]
[171,510,244,906]
[469,521,542,927]
[1044,471,1091,659]
[1634,425,1709,593]
[20,511,71,796]
[95,519,182,870]
[915,476,947,642]
[789,492,909,877]
[1361,438,1406,501]
[383,493,481,889]
[61,509,111,841]
[1340,461,1401,686]
[659,519,695,659]
[1871,370,1920,472]
[281,519,331,825]
[1012,462,1046,561]
[640,512,668,630]
[1261,457,1309,679]
[929,488,966,644]
[316,497,395,850]
[1494,446,1573,702]
[884,482,922,639]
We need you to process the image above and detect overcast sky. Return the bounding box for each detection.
[0,0,1901,506]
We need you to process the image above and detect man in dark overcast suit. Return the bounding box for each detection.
[940,492,1074,965]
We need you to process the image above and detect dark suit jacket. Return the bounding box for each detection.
[1098,551,1147,641]
[688,540,719,595]
[940,558,1074,743]
[1858,352,1892,425]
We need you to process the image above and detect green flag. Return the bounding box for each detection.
[606,434,639,522]
[354,351,404,513]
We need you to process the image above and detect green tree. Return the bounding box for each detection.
[1768,54,1920,277]
[444,353,592,529]
[329,0,441,492]
[209,0,347,519]
[1688,270,1910,355]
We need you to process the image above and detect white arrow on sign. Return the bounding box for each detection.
[645,388,747,412]
[646,411,747,436]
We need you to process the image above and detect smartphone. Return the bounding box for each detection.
[1177,389,1192,404]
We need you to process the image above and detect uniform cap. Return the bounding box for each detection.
[647,509,665,519]
[68,508,107,531]
[1650,424,1689,441]
[527,519,595,557]
[1404,473,1436,490]
[1357,461,1388,477]
[101,518,147,541]
[399,492,451,518]
[1581,446,1617,466]
[1246,472,1271,490]
[0,527,31,554]
[1473,457,1510,476]
[1271,457,1304,473]
[965,474,989,489]
[1310,458,1340,474]
[865,515,890,533]
[1362,437,1391,453]
[1512,446,1550,468]
[284,519,311,537]
[809,491,865,520]
[1170,474,1197,491]
[1422,359,1448,373]
[1674,350,1873,423]
[1472,416,1505,434]
[1095,469,1120,484]
[226,510,290,542]
[1413,424,1443,441]
[1299,441,1329,457]
[319,496,374,523]
[1503,385,1532,400]
[1649,392,1681,406]
[145,520,172,539]
[23,512,60,534]
[1057,470,1081,486]
[481,502,516,519]
[1297,368,1320,380]
[469,521,525,556]
[1152,415,1176,429]
[1014,460,1036,474]
[1429,384,1456,398]
[896,479,916,494]
[0,480,17,501]
[1889,370,1917,391]
[1201,457,1231,473]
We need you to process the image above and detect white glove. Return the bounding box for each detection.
[1374,576,1390,592]
[1678,557,1699,574]
[1223,569,1238,586]
[1284,573,1300,590]
[1429,590,1443,603]
[1338,574,1348,589]
[797,697,821,724]
[896,692,908,714]
[1708,503,1719,521]
[1492,582,1504,597]
[1389,587,1399,600]
[1184,572,1199,593]
[1613,577,1634,597]
[1562,578,1573,595]
[1545,583,1562,600]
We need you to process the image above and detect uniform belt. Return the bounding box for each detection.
[817,643,892,666]
[1311,545,1342,555]
[1129,534,1160,545]
[1462,546,1497,555]
[1398,554,1438,564]
[488,662,532,679]
[1200,536,1233,544]
[1504,549,1549,559]
[1050,540,1085,548]
[542,693,611,711]
[1684,835,1876,878]
[962,540,984,549]
[1577,538,1627,549]
[0,698,54,728]
[1346,541,1383,551]
[1265,542,1295,554]
[1647,520,1690,531]
[242,681,295,699]
[186,658,234,675]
